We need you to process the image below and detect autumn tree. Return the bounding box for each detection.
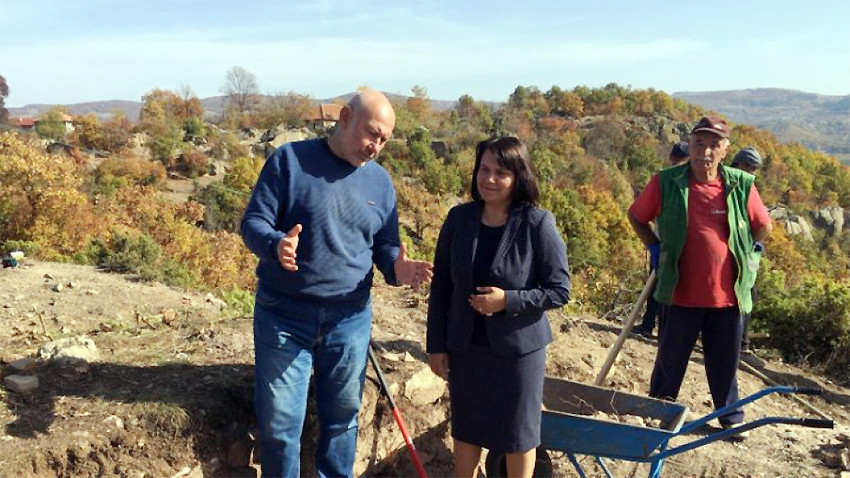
[392,86,443,139]
[406,85,431,119]
[0,132,98,256]
[454,94,493,131]
[0,74,8,124]
[194,155,263,231]
[70,111,133,152]
[508,85,550,118]
[138,89,184,164]
[100,113,134,152]
[71,114,105,150]
[176,85,204,121]
[221,66,260,124]
[545,86,584,118]
[576,83,627,116]
[35,106,69,141]
[254,92,314,129]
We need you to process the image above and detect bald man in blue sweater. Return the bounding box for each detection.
[241,90,433,478]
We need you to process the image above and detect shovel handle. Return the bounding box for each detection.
[594,270,656,386]
[368,343,429,478]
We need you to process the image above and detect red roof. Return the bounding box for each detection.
[308,104,343,122]
[320,104,342,121]
[14,117,36,127]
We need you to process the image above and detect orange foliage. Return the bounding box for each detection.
[763,225,810,288]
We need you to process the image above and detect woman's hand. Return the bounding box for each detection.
[468,286,507,316]
[428,353,449,380]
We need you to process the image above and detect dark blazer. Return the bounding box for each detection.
[427,202,570,356]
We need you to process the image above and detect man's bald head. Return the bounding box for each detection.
[347,90,396,130]
[329,90,396,167]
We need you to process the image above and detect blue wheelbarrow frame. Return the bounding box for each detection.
[538,377,834,478]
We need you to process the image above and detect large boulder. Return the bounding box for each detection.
[38,336,100,364]
[768,205,789,221]
[812,206,845,236]
[784,214,814,241]
[266,127,314,149]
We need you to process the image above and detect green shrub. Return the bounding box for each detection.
[86,230,198,288]
[193,183,248,232]
[90,229,162,274]
[1,239,38,256]
[221,286,256,318]
[756,269,850,376]
[184,117,207,137]
[421,158,463,195]
[146,258,195,289]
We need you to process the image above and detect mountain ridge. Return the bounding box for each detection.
[8,87,848,161]
[673,88,850,162]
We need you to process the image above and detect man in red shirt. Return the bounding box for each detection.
[628,116,772,434]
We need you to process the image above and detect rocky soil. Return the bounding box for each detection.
[1,260,849,477]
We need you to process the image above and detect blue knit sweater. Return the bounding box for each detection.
[241,138,400,303]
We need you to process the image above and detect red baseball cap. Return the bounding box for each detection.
[691,115,729,138]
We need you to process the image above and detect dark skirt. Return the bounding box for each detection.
[448,346,546,453]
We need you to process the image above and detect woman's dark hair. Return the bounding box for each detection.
[470,136,539,206]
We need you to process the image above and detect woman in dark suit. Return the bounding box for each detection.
[427,137,570,478]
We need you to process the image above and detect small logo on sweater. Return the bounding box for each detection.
[367,201,376,205]
[711,208,726,215]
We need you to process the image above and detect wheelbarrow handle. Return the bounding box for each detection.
[797,418,834,429]
[791,387,823,395]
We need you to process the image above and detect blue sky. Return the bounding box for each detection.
[2,0,848,107]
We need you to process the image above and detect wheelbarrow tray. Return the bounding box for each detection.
[540,377,689,461]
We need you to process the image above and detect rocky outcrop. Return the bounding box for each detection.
[785,215,814,241]
[770,205,814,241]
[812,206,845,236]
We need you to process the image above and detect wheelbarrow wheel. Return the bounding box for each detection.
[484,447,552,478]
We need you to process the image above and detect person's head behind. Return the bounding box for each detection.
[471,136,539,206]
[688,115,731,179]
[731,146,763,174]
[669,141,689,166]
[331,90,396,167]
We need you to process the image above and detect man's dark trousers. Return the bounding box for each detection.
[649,305,744,425]
[637,281,661,336]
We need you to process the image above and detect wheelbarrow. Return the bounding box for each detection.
[486,376,834,478]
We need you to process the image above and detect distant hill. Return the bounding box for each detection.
[674,88,850,163]
[8,97,227,123]
[7,92,455,124]
[8,100,143,122]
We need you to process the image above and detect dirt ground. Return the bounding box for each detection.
[1,260,848,477]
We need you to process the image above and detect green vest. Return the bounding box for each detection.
[654,163,761,313]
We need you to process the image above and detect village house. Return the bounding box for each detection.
[309,103,343,132]
[12,113,75,133]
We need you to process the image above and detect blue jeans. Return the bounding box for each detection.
[253,290,372,478]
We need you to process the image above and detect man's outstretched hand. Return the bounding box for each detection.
[277,224,302,271]
[393,243,433,288]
